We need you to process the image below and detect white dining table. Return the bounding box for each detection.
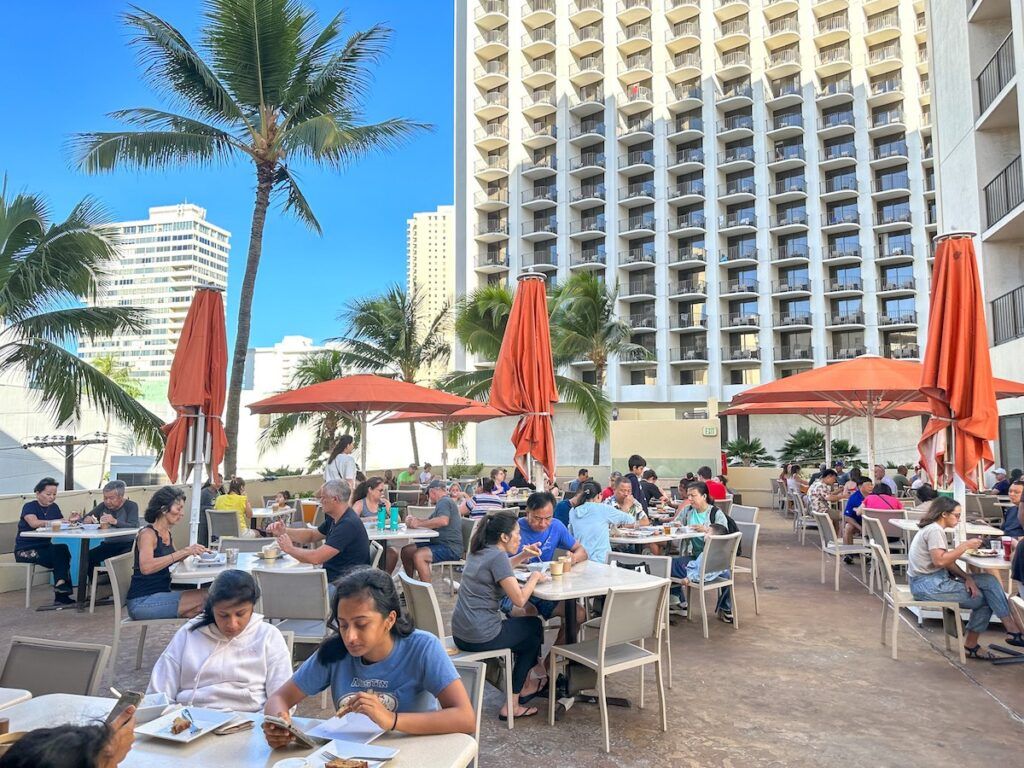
[0,686,31,710]
[0,694,476,768]
[171,551,313,584]
[609,525,704,547]
[22,526,140,609]
[888,518,1004,537]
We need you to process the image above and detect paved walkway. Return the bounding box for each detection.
[0,507,1021,767]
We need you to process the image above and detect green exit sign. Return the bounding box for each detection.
[702,426,718,437]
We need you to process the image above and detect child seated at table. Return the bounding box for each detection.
[671,523,732,622]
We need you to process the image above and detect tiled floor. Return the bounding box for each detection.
[1,508,1021,767]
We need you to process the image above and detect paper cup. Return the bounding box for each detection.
[550,560,564,576]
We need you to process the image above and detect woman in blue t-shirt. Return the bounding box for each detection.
[262,567,475,748]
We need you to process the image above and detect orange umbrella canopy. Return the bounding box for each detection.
[247,374,475,416]
[379,403,503,425]
[720,400,932,420]
[161,289,227,484]
[918,236,998,491]
[489,274,559,481]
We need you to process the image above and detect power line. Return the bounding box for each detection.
[21,434,108,490]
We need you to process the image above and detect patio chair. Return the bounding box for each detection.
[406,505,435,520]
[580,552,674,688]
[769,478,782,511]
[454,660,486,768]
[730,504,758,524]
[254,569,330,646]
[398,483,421,491]
[430,517,476,596]
[547,581,670,753]
[205,509,242,542]
[312,506,326,528]
[1,521,52,608]
[395,490,422,506]
[869,542,965,663]
[685,532,742,638]
[106,551,185,674]
[790,492,816,545]
[861,514,907,594]
[810,512,869,591]
[216,536,267,553]
[733,522,761,615]
[398,572,515,729]
[89,536,138,614]
[370,540,383,569]
[974,495,1003,526]
[717,497,733,517]
[0,636,111,697]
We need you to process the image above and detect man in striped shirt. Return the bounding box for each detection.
[460,477,505,519]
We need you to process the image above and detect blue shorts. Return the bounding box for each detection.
[500,594,559,619]
[417,541,462,563]
[843,509,862,524]
[126,590,182,620]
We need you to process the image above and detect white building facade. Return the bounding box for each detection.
[78,204,230,400]
[929,0,1024,469]
[406,205,457,381]
[456,0,935,419]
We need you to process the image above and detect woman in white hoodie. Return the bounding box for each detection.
[147,570,292,712]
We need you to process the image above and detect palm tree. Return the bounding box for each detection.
[330,284,451,465]
[778,427,861,465]
[439,283,612,453]
[550,273,652,463]
[724,437,774,467]
[0,183,164,449]
[257,349,360,473]
[72,0,430,477]
[89,354,143,485]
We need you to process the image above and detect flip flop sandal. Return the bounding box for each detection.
[498,705,538,722]
[1005,632,1024,648]
[965,644,997,660]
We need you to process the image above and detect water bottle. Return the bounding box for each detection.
[389,506,400,531]
[377,506,386,531]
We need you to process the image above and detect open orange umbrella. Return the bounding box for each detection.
[918,235,998,492]
[489,273,558,482]
[380,403,503,479]
[160,288,227,544]
[247,374,475,470]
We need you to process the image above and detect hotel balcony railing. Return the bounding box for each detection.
[828,346,866,359]
[885,344,920,359]
[992,284,1024,346]
[977,33,1015,115]
[878,310,918,325]
[776,346,813,360]
[978,155,1019,228]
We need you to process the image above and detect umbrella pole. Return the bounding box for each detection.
[360,412,368,474]
[189,410,206,546]
[824,418,833,467]
[441,422,449,482]
[866,409,876,472]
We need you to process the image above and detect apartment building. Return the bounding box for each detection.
[407,205,457,381]
[455,0,934,417]
[930,0,1024,468]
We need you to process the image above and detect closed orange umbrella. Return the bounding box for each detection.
[918,235,998,491]
[489,273,558,482]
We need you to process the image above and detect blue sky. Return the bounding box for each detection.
[0,0,453,349]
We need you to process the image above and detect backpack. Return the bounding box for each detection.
[710,504,742,557]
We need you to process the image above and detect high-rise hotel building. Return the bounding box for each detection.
[79,204,230,398]
[455,0,934,412]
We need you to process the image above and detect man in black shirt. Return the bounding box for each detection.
[625,454,648,514]
[84,480,140,574]
[268,480,370,584]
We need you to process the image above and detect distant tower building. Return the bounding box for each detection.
[406,204,457,381]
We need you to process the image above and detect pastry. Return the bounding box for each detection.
[325,759,369,768]
[170,715,191,735]
[334,702,356,719]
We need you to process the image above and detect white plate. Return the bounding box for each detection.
[195,554,227,567]
[135,707,236,743]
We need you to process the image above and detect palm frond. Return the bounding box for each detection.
[555,375,612,441]
[453,284,514,360]
[281,10,346,112]
[279,114,430,169]
[122,6,250,127]
[5,307,148,346]
[437,369,495,402]
[272,164,322,233]
[1,339,165,449]
[0,187,48,264]
[72,129,239,174]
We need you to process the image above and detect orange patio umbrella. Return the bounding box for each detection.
[379,403,504,479]
[160,288,227,545]
[247,374,476,471]
[918,234,998,492]
[489,273,558,482]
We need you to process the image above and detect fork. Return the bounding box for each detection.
[180,708,200,734]
[322,750,389,764]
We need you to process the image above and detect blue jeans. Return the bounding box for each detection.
[909,570,1010,634]
[670,555,732,613]
[126,590,182,620]
[500,595,559,619]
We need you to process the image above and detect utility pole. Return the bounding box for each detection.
[21,434,108,490]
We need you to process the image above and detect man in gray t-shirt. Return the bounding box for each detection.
[402,480,465,582]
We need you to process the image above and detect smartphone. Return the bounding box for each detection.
[263,715,326,749]
[106,691,143,725]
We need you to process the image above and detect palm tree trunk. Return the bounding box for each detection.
[224,165,275,478]
[98,414,111,487]
[409,422,420,467]
[592,365,606,465]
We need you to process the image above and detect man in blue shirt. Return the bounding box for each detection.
[1003,481,1024,539]
[567,468,589,494]
[502,492,587,642]
[842,476,873,545]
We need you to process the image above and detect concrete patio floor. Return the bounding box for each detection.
[0,507,1020,767]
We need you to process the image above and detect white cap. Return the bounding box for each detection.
[994,467,1007,475]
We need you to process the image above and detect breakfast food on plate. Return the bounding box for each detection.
[169,715,191,735]
[325,759,369,768]
[334,702,356,719]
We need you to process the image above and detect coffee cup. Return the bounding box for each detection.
[50,520,61,532]
[99,521,110,530]
[550,560,564,576]
[663,525,672,535]
[225,548,239,564]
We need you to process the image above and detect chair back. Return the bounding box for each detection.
[609,551,672,580]
[598,582,670,652]
[868,541,897,597]
[1,636,111,696]
[735,521,759,566]
[254,569,329,622]
[205,509,242,541]
[217,536,267,553]
[398,483,421,491]
[370,541,384,569]
[262,496,278,508]
[860,515,888,554]
[407,505,435,520]
[279,630,295,660]
[717,497,733,517]
[453,660,485,765]
[395,490,421,506]
[398,572,446,639]
[107,550,136,616]
[789,492,806,516]
[770,478,781,496]
[730,504,758,524]
[460,517,478,559]
[700,531,741,579]
[312,506,326,528]
[811,511,838,547]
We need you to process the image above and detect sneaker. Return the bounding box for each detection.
[842,555,854,565]
[719,608,734,624]
[669,603,688,617]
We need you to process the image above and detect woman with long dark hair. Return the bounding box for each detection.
[325,434,358,489]
[907,497,1024,658]
[451,512,547,720]
[351,476,391,520]
[262,568,474,747]
[147,570,291,712]
[213,476,253,535]
[0,706,136,768]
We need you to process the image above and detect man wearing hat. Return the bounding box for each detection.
[400,479,464,582]
[992,468,1010,496]
[834,460,849,485]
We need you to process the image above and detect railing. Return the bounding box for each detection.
[572,250,606,266]
[671,280,707,295]
[672,81,703,102]
[476,1,508,18]
[671,347,708,362]
[878,310,917,325]
[673,51,702,70]
[723,278,758,293]
[523,59,555,78]
[776,313,812,327]
[816,12,849,35]
[827,312,864,325]
[720,114,754,131]
[672,116,703,134]
[770,76,801,99]
[826,278,862,291]
[870,77,902,97]
[773,177,806,195]
[570,121,604,139]
[624,85,654,103]
[570,216,606,234]
[522,186,556,204]
[817,45,851,67]
[771,112,803,131]
[524,248,557,265]
[823,175,857,194]
[985,156,1024,229]
[978,34,1016,115]
[523,123,556,141]
[719,146,756,164]
[722,314,760,328]
[767,48,800,69]
[992,284,1024,346]
[886,344,920,359]
[828,346,866,359]
[865,10,899,34]
[720,49,751,68]
[671,212,706,229]
[625,279,657,295]
[767,16,799,36]
[622,180,656,200]
[669,180,705,197]
[672,148,704,165]
[777,346,813,360]
[669,20,700,40]
[620,214,656,231]
[620,149,655,167]
[571,55,604,77]
[674,314,708,328]
[522,27,556,47]
[623,247,656,263]
[629,313,657,328]
[868,42,900,65]
[725,346,761,360]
